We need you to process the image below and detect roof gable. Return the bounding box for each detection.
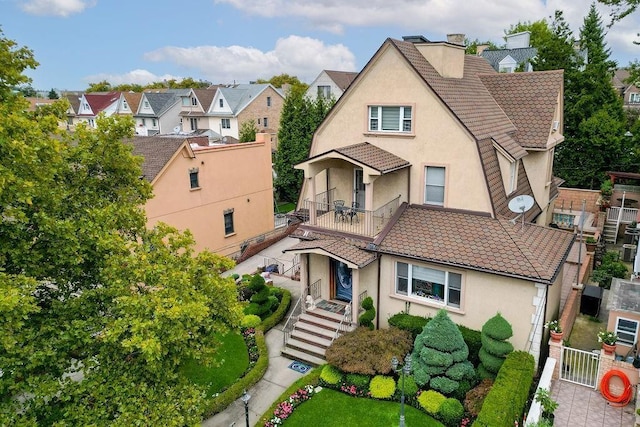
[79,91,120,116]
[128,135,192,183]
[324,70,359,91]
[137,92,179,117]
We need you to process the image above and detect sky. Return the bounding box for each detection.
[1,0,639,91]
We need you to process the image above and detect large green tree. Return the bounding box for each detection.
[0,31,243,425]
[274,87,333,202]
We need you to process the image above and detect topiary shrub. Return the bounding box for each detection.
[241,314,261,328]
[437,398,465,427]
[417,389,446,416]
[464,378,493,417]
[358,296,376,330]
[412,310,476,396]
[243,274,276,319]
[326,327,413,375]
[478,313,514,380]
[319,364,343,386]
[369,375,396,399]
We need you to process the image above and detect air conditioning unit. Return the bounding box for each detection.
[552,121,559,132]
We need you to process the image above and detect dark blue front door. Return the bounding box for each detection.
[335,260,352,302]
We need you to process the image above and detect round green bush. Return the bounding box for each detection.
[320,364,343,385]
[388,313,430,338]
[480,333,514,357]
[478,347,505,374]
[417,389,446,415]
[446,361,475,381]
[430,376,459,395]
[481,313,513,341]
[401,375,419,398]
[438,397,465,427]
[241,314,261,328]
[362,296,374,310]
[231,273,240,280]
[369,375,396,399]
[248,274,266,291]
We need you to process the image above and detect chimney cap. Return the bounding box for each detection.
[446,33,466,46]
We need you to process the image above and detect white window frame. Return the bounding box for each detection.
[509,161,518,194]
[221,118,231,129]
[144,101,150,108]
[267,96,271,107]
[191,97,197,106]
[263,117,268,128]
[615,316,638,346]
[630,93,640,104]
[368,106,412,133]
[219,99,224,108]
[190,117,198,130]
[396,261,462,308]
[424,166,445,206]
[152,118,157,127]
[318,85,331,99]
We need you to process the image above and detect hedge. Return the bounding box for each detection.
[418,389,446,415]
[388,313,482,367]
[200,288,290,417]
[472,351,534,427]
[369,375,396,399]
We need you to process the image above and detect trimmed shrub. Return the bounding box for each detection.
[320,364,343,386]
[464,378,493,417]
[438,398,465,427]
[401,375,419,398]
[325,327,413,375]
[473,351,534,427]
[369,375,396,399]
[418,389,446,415]
[478,313,513,380]
[260,289,290,332]
[389,312,481,367]
[482,313,513,341]
[358,296,376,330]
[345,373,370,390]
[241,314,261,328]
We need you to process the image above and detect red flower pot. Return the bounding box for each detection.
[602,343,616,355]
[550,331,563,342]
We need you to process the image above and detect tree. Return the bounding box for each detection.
[477,313,514,380]
[598,0,639,26]
[239,119,258,142]
[274,87,333,202]
[257,73,308,92]
[0,28,38,100]
[531,11,581,72]
[86,79,113,92]
[17,84,36,97]
[505,19,554,50]
[0,32,243,424]
[411,310,475,397]
[47,88,58,99]
[464,38,498,55]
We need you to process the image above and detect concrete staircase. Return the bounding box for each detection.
[603,221,618,244]
[281,308,352,366]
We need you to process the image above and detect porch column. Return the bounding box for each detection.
[352,268,360,326]
[364,182,373,235]
[300,253,309,312]
[308,176,317,225]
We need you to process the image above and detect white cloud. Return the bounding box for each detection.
[143,35,356,83]
[20,0,96,17]
[215,0,640,64]
[83,69,181,86]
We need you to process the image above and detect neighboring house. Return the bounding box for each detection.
[178,87,218,134]
[480,31,537,73]
[118,91,142,117]
[134,90,182,136]
[305,70,359,101]
[285,34,574,366]
[606,278,640,356]
[131,132,275,256]
[612,69,640,110]
[64,93,82,127]
[76,91,121,128]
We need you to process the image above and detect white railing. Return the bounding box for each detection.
[307,279,321,303]
[357,290,368,313]
[282,295,303,347]
[525,357,556,426]
[559,346,600,388]
[332,303,353,343]
[607,207,638,223]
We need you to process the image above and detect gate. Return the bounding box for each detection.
[559,346,600,388]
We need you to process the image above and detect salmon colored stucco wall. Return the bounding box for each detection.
[145,133,274,256]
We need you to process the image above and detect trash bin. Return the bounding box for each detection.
[623,244,637,262]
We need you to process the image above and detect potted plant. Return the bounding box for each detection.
[597,330,618,355]
[585,236,597,252]
[544,320,563,342]
[599,180,613,210]
[535,387,559,425]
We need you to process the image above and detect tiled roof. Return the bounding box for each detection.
[285,234,376,268]
[334,143,410,173]
[480,47,537,71]
[65,94,81,114]
[478,138,541,222]
[325,70,359,91]
[391,39,528,160]
[480,70,563,149]
[138,92,179,117]
[82,91,120,115]
[193,87,218,112]
[375,204,574,284]
[217,84,272,115]
[122,92,142,113]
[128,136,187,182]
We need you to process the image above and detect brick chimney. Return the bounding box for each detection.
[408,33,466,78]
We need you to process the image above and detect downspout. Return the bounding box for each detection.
[306,253,310,296]
[376,254,382,330]
[407,167,411,204]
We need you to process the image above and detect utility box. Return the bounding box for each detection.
[623,244,637,262]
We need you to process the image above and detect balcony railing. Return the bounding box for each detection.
[301,195,400,237]
[607,207,638,223]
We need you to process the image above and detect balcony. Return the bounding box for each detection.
[301,195,400,237]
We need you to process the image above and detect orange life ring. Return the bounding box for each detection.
[600,369,633,407]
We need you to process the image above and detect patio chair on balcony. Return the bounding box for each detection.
[346,201,360,224]
[334,200,347,222]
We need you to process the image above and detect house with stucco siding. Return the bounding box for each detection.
[282,34,575,367]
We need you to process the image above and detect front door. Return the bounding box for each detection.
[354,169,365,210]
[331,259,352,302]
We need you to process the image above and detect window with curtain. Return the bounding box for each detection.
[396,262,462,308]
[368,106,412,132]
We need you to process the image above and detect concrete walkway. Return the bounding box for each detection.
[203,237,311,427]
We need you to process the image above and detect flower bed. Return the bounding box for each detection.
[264,385,316,426]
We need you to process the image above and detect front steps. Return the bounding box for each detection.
[281,307,354,366]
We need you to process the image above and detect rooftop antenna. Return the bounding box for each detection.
[508,194,534,231]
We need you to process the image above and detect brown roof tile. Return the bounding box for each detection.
[128,135,188,182]
[376,204,574,283]
[123,92,142,113]
[307,142,410,173]
[325,70,359,91]
[286,234,376,268]
[480,70,563,150]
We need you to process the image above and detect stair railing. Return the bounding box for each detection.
[332,302,353,343]
[282,295,303,347]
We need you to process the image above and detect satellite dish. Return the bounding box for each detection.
[173,125,181,134]
[508,194,534,230]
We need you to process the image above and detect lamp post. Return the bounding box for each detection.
[391,354,412,427]
[241,389,251,427]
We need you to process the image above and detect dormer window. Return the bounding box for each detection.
[191,97,197,106]
[368,106,412,133]
[219,99,224,108]
[509,161,518,194]
[144,101,150,108]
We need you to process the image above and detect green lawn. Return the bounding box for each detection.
[276,202,296,213]
[181,331,248,396]
[282,388,444,427]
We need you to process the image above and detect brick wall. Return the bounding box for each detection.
[557,188,601,214]
[237,86,284,136]
[559,287,581,339]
